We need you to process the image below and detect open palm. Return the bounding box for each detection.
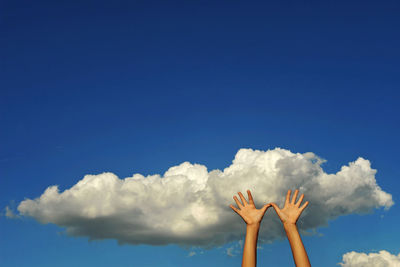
[271,189,309,225]
[230,190,271,225]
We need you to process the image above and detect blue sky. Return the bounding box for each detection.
[1,0,400,266]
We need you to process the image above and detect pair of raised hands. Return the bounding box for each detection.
[231,189,311,267]
[230,189,309,226]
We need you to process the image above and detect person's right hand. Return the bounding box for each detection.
[271,189,309,225]
[230,190,271,226]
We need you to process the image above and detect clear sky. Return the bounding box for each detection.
[1,0,400,266]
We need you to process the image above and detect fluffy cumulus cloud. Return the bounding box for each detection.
[339,250,400,267]
[16,148,393,246]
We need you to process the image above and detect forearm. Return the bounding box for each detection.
[242,223,260,267]
[283,223,311,267]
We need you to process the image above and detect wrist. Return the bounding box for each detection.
[283,222,297,231]
[246,222,261,230]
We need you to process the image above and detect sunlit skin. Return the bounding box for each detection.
[271,189,311,267]
[230,189,311,267]
[230,190,271,267]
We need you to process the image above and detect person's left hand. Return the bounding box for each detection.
[230,190,271,226]
[270,189,309,226]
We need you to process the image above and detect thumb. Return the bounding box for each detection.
[270,203,281,214]
[261,203,271,214]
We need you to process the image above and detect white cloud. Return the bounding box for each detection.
[226,246,237,257]
[187,251,196,257]
[339,250,400,267]
[16,148,393,246]
[5,206,19,219]
[225,240,246,257]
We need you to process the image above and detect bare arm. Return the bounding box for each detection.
[271,189,311,267]
[230,190,271,267]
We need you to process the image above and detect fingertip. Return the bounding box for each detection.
[300,201,309,210]
[262,204,270,211]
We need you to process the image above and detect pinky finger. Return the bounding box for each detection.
[230,204,240,214]
[300,201,309,211]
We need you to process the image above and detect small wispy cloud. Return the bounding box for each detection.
[226,246,237,257]
[187,250,203,257]
[187,251,196,257]
[5,206,20,219]
[226,240,244,257]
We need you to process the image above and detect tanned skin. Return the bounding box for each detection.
[230,190,271,267]
[271,189,311,267]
